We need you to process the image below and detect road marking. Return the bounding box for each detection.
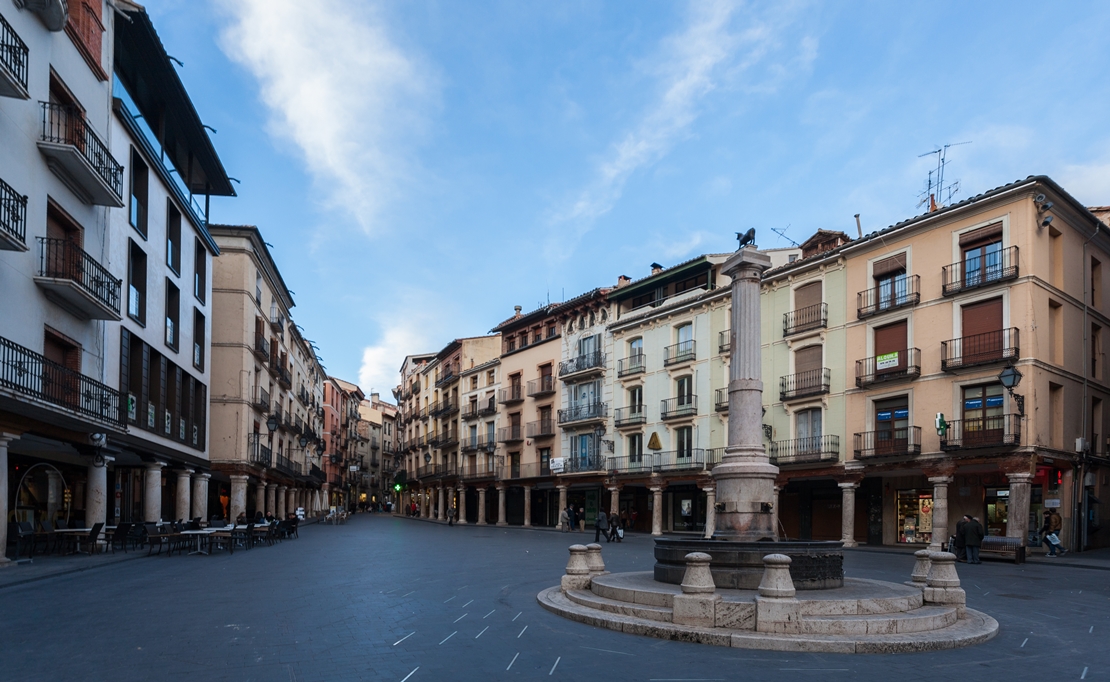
[443,596,455,603]
[400,667,419,682]
[393,632,414,646]
[454,613,468,623]
[401,591,416,597]
[982,592,989,596]
[476,626,489,638]
[1091,626,1095,633]
[1034,612,1062,620]
[513,612,522,621]
[549,657,561,675]
[518,625,528,638]
[484,610,496,619]
[1021,638,1027,648]
[1082,667,1088,680]
[462,599,474,608]
[779,670,849,673]
[507,653,519,670]
[580,646,633,656]
[439,631,457,645]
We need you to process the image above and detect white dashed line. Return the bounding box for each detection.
[462,599,474,608]
[401,591,416,597]
[1020,638,1027,648]
[393,632,414,646]
[400,667,419,682]
[454,613,468,623]
[507,653,519,670]
[439,631,457,645]
[484,610,496,619]
[1082,667,1088,680]
[549,657,561,675]
[518,625,528,638]
[512,612,522,622]
[1091,626,1095,633]
[443,596,455,603]
[476,626,489,638]
[580,646,633,656]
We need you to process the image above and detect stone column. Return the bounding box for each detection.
[557,484,568,530]
[608,485,620,519]
[928,475,953,552]
[438,485,446,521]
[266,483,277,516]
[0,434,14,567]
[192,473,210,521]
[703,486,716,539]
[230,475,249,523]
[255,483,266,517]
[1006,471,1034,545]
[46,469,63,523]
[321,484,330,511]
[839,481,859,547]
[496,484,507,526]
[772,485,781,537]
[143,462,165,522]
[175,469,193,523]
[477,487,487,525]
[650,486,664,536]
[457,485,468,524]
[714,247,777,540]
[522,485,532,527]
[287,487,296,515]
[276,485,287,518]
[86,454,113,530]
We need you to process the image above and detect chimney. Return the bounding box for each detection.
[513,305,522,316]
[370,392,379,403]
[617,275,631,288]
[651,262,664,275]
[854,214,862,239]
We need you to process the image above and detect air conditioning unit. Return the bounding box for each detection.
[1076,437,1088,453]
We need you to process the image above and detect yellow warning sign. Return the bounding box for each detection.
[647,432,663,450]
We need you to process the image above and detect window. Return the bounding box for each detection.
[43,327,80,404]
[1093,257,1103,309]
[487,369,495,385]
[959,224,1003,287]
[255,271,263,305]
[165,280,179,350]
[794,281,821,311]
[577,334,600,357]
[676,375,693,406]
[874,396,909,454]
[193,309,205,370]
[129,148,148,237]
[796,408,822,452]
[628,385,643,409]
[873,253,907,310]
[1094,324,1103,379]
[506,338,516,352]
[961,384,1004,445]
[674,272,708,295]
[629,337,643,358]
[628,433,643,463]
[547,323,557,338]
[471,376,478,390]
[166,201,181,274]
[193,238,207,303]
[676,323,693,344]
[631,291,656,309]
[128,240,147,324]
[676,426,693,458]
[788,254,798,263]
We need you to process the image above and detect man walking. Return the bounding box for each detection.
[962,515,985,564]
[595,508,609,543]
[447,505,456,526]
[953,515,969,562]
[1040,509,1067,556]
[559,506,570,532]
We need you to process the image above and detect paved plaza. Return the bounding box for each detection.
[1,514,1107,681]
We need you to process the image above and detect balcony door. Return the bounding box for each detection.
[43,329,80,408]
[874,320,907,376]
[875,396,909,455]
[873,253,907,310]
[577,334,599,357]
[962,384,1005,446]
[796,408,822,454]
[961,298,1003,365]
[960,224,1003,287]
[676,375,693,408]
[573,380,598,411]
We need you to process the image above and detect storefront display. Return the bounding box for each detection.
[897,489,933,544]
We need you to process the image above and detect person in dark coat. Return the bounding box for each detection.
[962,515,985,564]
[595,509,609,543]
[953,515,969,561]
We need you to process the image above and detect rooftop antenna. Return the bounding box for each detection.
[917,141,971,211]
[770,225,800,248]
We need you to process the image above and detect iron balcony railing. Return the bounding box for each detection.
[436,430,459,448]
[37,237,122,314]
[941,328,1019,371]
[499,385,524,404]
[940,415,1021,451]
[614,405,645,427]
[277,365,292,388]
[526,418,555,438]
[460,435,479,452]
[660,395,697,420]
[0,12,29,91]
[705,447,724,469]
[855,348,921,387]
[562,453,608,474]
[557,402,608,425]
[768,435,840,465]
[253,385,270,412]
[435,364,457,387]
[719,329,731,354]
[310,465,326,482]
[497,425,524,443]
[459,463,498,480]
[942,245,1019,296]
[617,354,645,377]
[857,275,920,319]
[478,398,497,416]
[461,403,480,420]
[559,351,606,377]
[608,449,707,474]
[298,386,310,404]
[498,461,551,480]
[606,455,655,475]
[0,175,27,248]
[714,387,728,412]
[779,368,831,401]
[248,433,272,468]
[254,333,270,360]
[40,103,123,200]
[854,426,922,459]
[0,334,123,427]
[663,340,696,366]
[527,375,555,397]
[783,302,827,337]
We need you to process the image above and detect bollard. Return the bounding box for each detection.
[757,554,796,599]
[679,552,716,594]
[585,543,608,576]
[672,552,719,627]
[754,554,800,633]
[923,551,966,616]
[910,549,932,585]
[561,544,592,592]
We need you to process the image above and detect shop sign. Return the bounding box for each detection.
[550,457,565,474]
[1045,498,1062,508]
[986,396,1004,407]
[877,410,892,421]
[893,409,909,419]
[876,352,900,370]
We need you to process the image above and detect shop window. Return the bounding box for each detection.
[897,489,933,544]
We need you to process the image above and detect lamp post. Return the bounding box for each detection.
[266,414,279,434]
[997,365,1025,417]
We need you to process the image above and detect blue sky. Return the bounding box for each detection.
[147,1,1110,400]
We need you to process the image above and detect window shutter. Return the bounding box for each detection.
[794,281,822,310]
[872,253,907,278]
[874,321,907,356]
[958,223,1003,247]
[961,298,1003,337]
[794,345,823,373]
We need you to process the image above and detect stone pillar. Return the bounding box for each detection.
[266,483,277,516]
[703,486,716,539]
[191,473,210,521]
[650,486,664,536]
[557,485,568,530]
[561,545,591,592]
[0,434,14,567]
[175,469,194,523]
[1006,472,1034,545]
[755,554,800,633]
[45,469,63,523]
[477,487,487,525]
[672,552,720,627]
[522,485,532,527]
[496,484,507,526]
[255,483,266,517]
[714,247,777,540]
[928,475,953,552]
[276,485,287,518]
[457,485,468,525]
[839,481,859,548]
[608,485,620,520]
[230,475,249,523]
[438,485,446,521]
[286,487,296,516]
[143,462,165,523]
[86,454,113,530]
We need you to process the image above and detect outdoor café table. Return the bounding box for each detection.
[53,528,95,553]
[179,529,215,555]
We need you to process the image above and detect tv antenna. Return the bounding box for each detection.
[917,141,971,210]
[770,225,800,248]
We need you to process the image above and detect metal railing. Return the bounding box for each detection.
[248,433,272,467]
[526,419,555,437]
[461,403,480,420]
[497,425,524,443]
[853,426,922,459]
[941,328,1019,371]
[660,395,697,420]
[617,354,645,377]
[39,103,123,200]
[37,237,122,314]
[663,340,696,366]
[857,275,920,318]
[436,430,458,448]
[498,461,551,480]
[768,435,839,465]
[614,405,645,427]
[499,385,524,403]
[559,351,606,377]
[0,334,123,426]
[254,333,269,360]
[527,375,555,397]
[718,330,731,354]
[460,435,497,452]
[478,398,497,416]
[942,245,1019,296]
[779,368,831,401]
[855,348,921,387]
[277,365,292,387]
[298,386,310,404]
[435,364,457,387]
[608,449,707,474]
[0,12,29,91]
[0,176,27,247]
[940,415,1021,450]
[557,402,608,424]
[560,453,607,474]
[705,448,724,469]
[310,465,326,482]
[783,302,827,337]
[253,385,270,412]
[714,388,728,412]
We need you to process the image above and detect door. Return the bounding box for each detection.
[962,384,1005,446]
[796,408,822,455]
[578,334,599,357]
[960,224,1004,287]
[875,397,909,455]
[961,298,1003,365]
[874,320,907,376]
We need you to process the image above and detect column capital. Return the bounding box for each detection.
[145,461,166,471]
[927,475,954,485]
[1006,471,1035,483]
[496,483,505,491]
[838,480,861,490]
[276,484,287,491]
[230,474,250,482]
[195,472,211,481]
[702,486,716,494]
[607,485,621,493]
[177,468,195,477]
[0,432,20,446]
[266,482,277,490]
[556,484,568,491]
[521,483,533,490]
[649,486,663,493]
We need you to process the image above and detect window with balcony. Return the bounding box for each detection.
[796,407,821,447]
[944,224,1017,295]
[193,238,206,303]
[676,425,693,459]
[674,272,709,295]
[874,396,909,455]
[128,239,146,324]
[193,309,205,370]
[164,279,179,350]
[628,433,643,463]
[166,200,181,274]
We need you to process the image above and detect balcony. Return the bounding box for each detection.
[0,13,29,99]
[478,398,497,417]
[769,435,840,465]
[942,246,1019,296]
[253,386,270,413]
[559,453,607,474]
[718,329,731,355]
[559,351,606,379]
[526,418,555,438]
[557,402,608,426]
[940,415,1021,451]
[617,354,645,378]
[310,465,326,482]
[459,462,498,480]
[248,433,272,468]
[461,403,480,420]
[253,334,270,361]
[857,275,920,319]
[461,435,497,453]
[660,396,697,420]
[298,386,310,404]
[608,449,707,475]
[277,366,292,389]
[527,375,555,398]
[499,385,524,404]
[34,238,122,320]
[275,455,297,476]
[498,461,551,480]
[779,368,831,401]
[436,430,459,449]
[37,103,123,206]
[435,364,458,387]
[436,398,459,417]
[853,426,922,459]
[663,340,696,367]
[941,328,1019,371]
[714,388,728,412]
[783,302,827,337]
[0,334,123,427]
[855,348,920,387]
[705,447,724,470]
[497,425,524,443]
[0,176,27,251]
[295,415,304,434]
[614,405,646,427]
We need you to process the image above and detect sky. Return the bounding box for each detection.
[145,0,1110,402]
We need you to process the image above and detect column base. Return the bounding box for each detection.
[841,539,858,548]
[0,556,12,569]
[496,522,507,527]
[523,521,531,528]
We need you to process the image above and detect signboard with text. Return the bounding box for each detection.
[876,352,900,370]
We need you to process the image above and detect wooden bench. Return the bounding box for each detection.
[979,535,1025,564]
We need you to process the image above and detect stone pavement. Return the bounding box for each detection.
[1,514,1106,681]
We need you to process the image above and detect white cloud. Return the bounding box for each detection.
[218,0,436,234]
[1058,160,1110,207]
[358,319,430,399]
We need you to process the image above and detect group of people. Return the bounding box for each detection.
[950,509,1067,563]
[558,506,637,542]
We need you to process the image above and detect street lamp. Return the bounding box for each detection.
[298,434,309,448]
[997,365,1025,417]
[266,414,279,433]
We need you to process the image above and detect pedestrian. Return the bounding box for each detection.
[595,509,609,543]
[620,510,629,530]
[1040,509,1067,556]
[953,515,969,562]
[962,515,985,564]
[559,506,570,532]
[447,505,456,526]
[609,515,622,543]
[630,509,638,531]
[578,507,586,532]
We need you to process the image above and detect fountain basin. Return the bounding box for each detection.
[654,538,844,590]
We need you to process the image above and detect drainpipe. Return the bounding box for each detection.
[1079,220,1101,552]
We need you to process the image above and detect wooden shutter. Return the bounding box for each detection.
[794,345,823,373]
[874,321,907,356]
[959,223,1003,248]
[795,282,822,310]
[873,253,907,278]
[961,298,1002,338]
